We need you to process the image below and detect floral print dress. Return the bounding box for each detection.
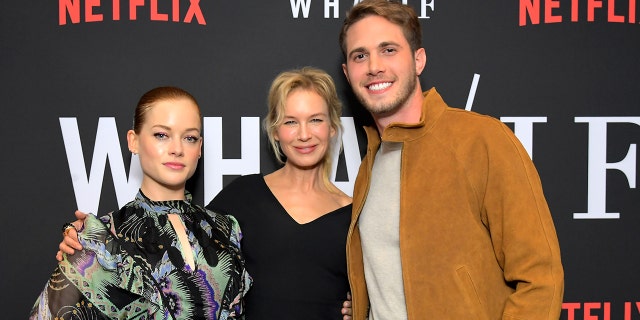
[30,190,251,320]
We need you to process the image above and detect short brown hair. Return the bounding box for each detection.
[339,0,422,58]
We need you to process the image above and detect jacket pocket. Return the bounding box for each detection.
[455,265,491,320]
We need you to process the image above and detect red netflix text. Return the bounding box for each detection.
[520,0,638,25]
[563,302,640,320]
[59,0,206,26]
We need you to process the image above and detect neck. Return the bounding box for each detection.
[140,183,186,201]
[273,163,325,192]
[374,84,424,134]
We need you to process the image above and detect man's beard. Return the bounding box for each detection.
[356,71,418,117]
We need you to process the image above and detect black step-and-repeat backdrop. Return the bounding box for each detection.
[2,1,638,318]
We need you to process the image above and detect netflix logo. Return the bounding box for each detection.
[59,0,207,25]
[520,0,639,25]
[563,302,640,320]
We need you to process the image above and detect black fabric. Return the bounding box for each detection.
[207,174,351,319]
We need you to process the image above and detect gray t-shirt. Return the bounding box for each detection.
[359,141,408,319]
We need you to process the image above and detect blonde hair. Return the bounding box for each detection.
[264,67,344,193]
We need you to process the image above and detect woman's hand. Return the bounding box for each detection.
[341,291,352,320]
[55,210,88,261]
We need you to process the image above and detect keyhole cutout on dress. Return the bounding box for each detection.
[167,214,196,269]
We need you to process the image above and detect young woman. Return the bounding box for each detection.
[33,87,251,319]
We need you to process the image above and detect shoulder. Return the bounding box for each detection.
[423,108,531,166]
[423,87,503,131]
[443,107,503,128]
[332,189,353,208]
[99,201,141,226]
[437,107,516,144]
[435,109,536,174]
[219,173,264,193]
[197,204,239,233]
[212,210,243,240]
[206,174,265,211]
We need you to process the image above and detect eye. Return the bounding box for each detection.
[353,53,367,62]
[382,47,397,54]
[185,136,200,143]
[154,132,168,140]
[310,118,324,123]
[283,120,297,126]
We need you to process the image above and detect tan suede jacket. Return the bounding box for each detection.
[347,88,564,319]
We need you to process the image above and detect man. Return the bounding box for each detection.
[338,0,564,319]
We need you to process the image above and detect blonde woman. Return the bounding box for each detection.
[208,67,352,319]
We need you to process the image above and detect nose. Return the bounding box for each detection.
[298,123,311,141]
[367,54,384,76]
[169,138,184,157]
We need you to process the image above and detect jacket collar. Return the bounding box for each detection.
[364,87,448,147]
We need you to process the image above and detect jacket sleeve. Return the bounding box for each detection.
[29,265,87,320]
[480,120,564,320]
[220,214,252,319]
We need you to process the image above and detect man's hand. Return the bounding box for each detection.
[55,210,88,261]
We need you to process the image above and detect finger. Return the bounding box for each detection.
[55,251,63,262]
[72,220,82,230]
[64,229,83,250]
[59,240,76,255]
[75,210,89,220]
[74,210,88,231]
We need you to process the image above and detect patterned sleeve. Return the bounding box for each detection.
[30,213,142,320]
[29,264,91,320]
[227,214,244,244]
[219,214,252,319]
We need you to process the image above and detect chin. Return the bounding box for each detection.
[287,159,318,169]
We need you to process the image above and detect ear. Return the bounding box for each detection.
[127,130,138,154]
[342,63,351,85]
[415,48,427,76]
[197,136,203,158]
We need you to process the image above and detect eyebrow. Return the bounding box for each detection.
[152,124,201,134]
[347,46,368,58]
[379,41,400,48]
[283,113,328,118]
